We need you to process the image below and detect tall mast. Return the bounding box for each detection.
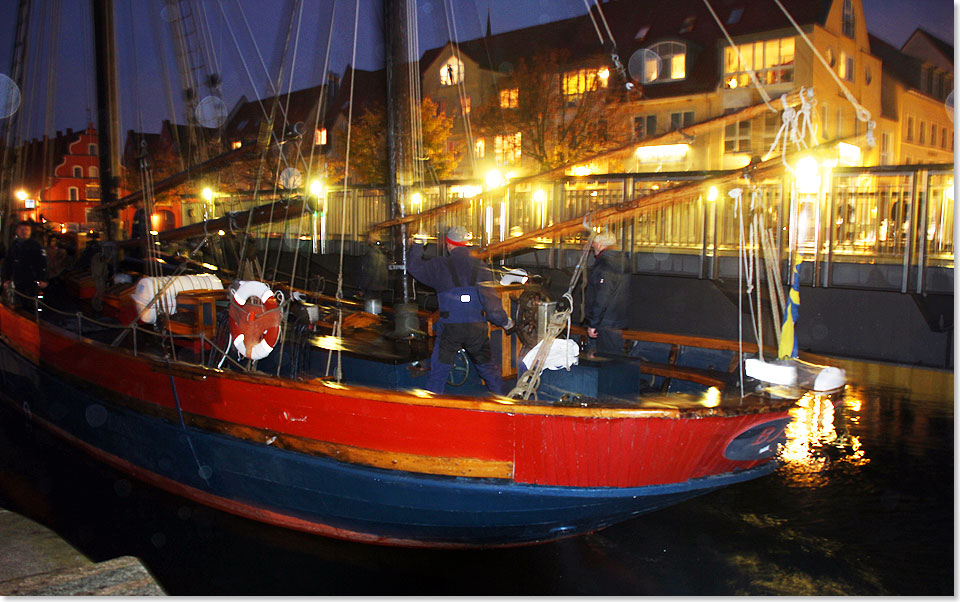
[91,0,121,240]
[0,0,32,248]
[385,0,409,302]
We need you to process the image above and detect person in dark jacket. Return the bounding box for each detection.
[584,229,630,355]
[2,220,48,309]
[407,226,514,395]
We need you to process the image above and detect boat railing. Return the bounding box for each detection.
[6,289,250,373]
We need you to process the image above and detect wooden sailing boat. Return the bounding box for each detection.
[0,0,844,547]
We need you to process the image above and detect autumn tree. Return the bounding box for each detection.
[326,97,462,186]
[474,49,631,173]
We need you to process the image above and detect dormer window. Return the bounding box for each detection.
[440,57,464,86]
[645,42,686,83]
[314,128,327,146]
[842,0,855,38]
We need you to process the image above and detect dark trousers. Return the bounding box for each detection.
[426,321,504,395]
[596,327,625,355]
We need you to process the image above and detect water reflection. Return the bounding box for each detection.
[780,389,870,486]
[0,375,951,595]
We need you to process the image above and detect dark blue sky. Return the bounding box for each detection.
[0,0,953,140]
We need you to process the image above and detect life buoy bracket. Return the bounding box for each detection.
[227,281,283,361]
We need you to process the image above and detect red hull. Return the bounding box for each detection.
[1,304,792,489]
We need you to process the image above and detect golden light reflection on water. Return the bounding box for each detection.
[780,390,869,485]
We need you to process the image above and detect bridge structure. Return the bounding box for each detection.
[200,159,954,368]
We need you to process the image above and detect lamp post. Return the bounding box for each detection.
[310,179,324,254]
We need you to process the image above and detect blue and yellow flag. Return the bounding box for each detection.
[778,253,803,359]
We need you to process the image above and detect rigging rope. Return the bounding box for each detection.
[508,232,595,400]
[701,0,777,112]
[581,0,631,89]
[326,0,361,382]
[772,0,876,147]
[442,0,480,179]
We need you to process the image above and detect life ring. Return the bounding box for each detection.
[228,281,282,360]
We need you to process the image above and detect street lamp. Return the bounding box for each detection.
[309,179,324,253]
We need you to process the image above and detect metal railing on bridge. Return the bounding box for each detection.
[240,164,954,295]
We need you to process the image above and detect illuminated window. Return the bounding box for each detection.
[646,42,686,83]
[475,139,485,159]
[562,67,609,96]
[842,0,855,38]
[231,140,242,150]
[440,57,464,86]
[494,132,521,165]
[724,120,752,153]
[633,114,657,139]
[89,166,98,178]
[839,52,854,82]
[314,128,327,146]
[460,96,471,115]
[499,88,518,108]
[724,37,794,88]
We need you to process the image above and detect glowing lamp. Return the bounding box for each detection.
[707,186,719,202]
[309,179,323,197]
[202,187,214,202]
[795,157,821,194]
[486,170,504,190]
[635,144,689,163]
[14,190,27,201]
[837,142,861,166]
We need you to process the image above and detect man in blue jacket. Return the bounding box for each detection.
[585,229,630,355]
[407,226,513,394]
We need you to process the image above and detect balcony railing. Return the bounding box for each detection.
[221,164,954,295]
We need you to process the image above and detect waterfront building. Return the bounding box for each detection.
[13,125,107,229]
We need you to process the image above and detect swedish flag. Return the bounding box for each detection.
[778,253,803,359]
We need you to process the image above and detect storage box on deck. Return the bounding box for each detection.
[66,273,97,299]
[101,282,138,323]
[167,289,228,339]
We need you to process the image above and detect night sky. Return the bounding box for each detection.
[0,0,953,141]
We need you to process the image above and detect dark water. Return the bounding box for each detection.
[0,379,952,595]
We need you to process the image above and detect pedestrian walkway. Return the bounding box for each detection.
[0,507,164,595]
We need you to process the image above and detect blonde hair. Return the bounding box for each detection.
[594,230,617,249]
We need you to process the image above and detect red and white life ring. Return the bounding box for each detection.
[228,281,282,360]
